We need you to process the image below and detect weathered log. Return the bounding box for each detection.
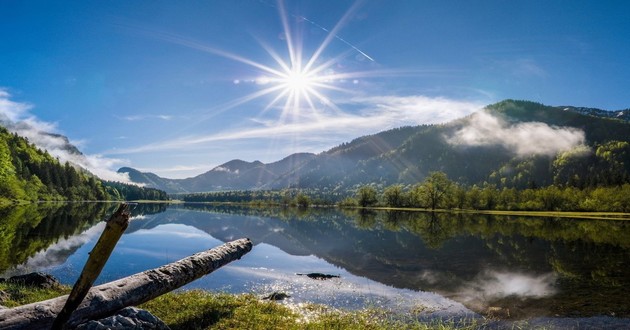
[53,203,130,329]
[0,238,253,330]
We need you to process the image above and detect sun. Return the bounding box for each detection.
[284,69,313,93]
[154,0,374,124]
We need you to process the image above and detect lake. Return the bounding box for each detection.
[2,202,630,320]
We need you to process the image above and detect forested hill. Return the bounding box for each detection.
[122,100,630,193]
[0,125,168,202]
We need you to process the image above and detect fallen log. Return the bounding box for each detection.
[53,203,130,329]
[0,238,253,330]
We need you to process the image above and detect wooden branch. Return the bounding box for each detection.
[53,203,130,329]
[0,238,253,330]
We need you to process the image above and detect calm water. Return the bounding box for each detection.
[2,202,630,320]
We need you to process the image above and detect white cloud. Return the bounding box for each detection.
[108,95,486,155]
[0,89,133,183]
[345,95,486,127]
[0,89,33,122]
[447,111,586,157]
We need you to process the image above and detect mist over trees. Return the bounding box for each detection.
[0,126,168,202]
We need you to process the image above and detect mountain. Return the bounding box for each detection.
[121,100,630,193]
[118,152,317,193]
[117,167,187,193]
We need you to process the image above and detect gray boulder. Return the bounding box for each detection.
[74,307,170,330]
[5,272,60,289]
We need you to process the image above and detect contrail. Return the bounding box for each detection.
[298,15,375,62]
[258,0,375,62]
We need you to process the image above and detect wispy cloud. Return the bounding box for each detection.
[0,88,133,183]
[117,114,174,121]
[136,164,211,176]
[108,95,486,155]
[492,58,547,78]
[446,111,586,156]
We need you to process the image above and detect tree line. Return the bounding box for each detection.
[343,172,630,212]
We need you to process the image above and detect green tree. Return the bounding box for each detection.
[295,193,311,208]
[356,186,378,208]
[417,172,453,210]
[383,184,406,208]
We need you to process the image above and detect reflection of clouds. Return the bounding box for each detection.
[419,270,441,285]
[130,215,148,221]
[224,265,473,318]
[477,272,557,298]
[130,224,211,239]
[3,222,106,276]
[454,270,557,309]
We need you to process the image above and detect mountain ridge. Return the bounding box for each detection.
[120,100,630,193]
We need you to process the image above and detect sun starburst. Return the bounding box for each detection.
[146,0,375,124]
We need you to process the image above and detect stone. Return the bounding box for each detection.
[7,272,60,289]
[74,307,170,330]
[297,272,340,280]
[262,292,291,301]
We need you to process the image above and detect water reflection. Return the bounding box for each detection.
[0,202,115,274]
[2,203,630,319]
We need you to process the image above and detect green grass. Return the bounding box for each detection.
[0,282,70,308]
[1,284,482,329]
[139,290,482,330]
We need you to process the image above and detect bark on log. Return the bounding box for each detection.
[53,203,130,329]
[0,238,253,330]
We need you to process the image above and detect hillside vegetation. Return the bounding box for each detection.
[0,125,168,202]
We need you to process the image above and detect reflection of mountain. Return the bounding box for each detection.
[127,205,630,318]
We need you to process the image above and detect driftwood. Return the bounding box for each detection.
[0,238,253,330]
[53,203,130,329]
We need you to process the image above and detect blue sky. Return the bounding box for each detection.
[1,1,629,179]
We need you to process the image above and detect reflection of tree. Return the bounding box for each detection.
[383,211,403,231]
[130,203,169,217]
[0,203,111,272]
[354,209,377,229]
[400,212,458,249]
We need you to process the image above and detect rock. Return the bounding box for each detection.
[297,273,340,280]
[262,292,291,301]
[7,272,60,289]
[74,307,170,330]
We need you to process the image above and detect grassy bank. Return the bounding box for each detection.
[0,283,480,329]
[365,206,630,221]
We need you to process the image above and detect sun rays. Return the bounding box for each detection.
[143,0,374,125]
